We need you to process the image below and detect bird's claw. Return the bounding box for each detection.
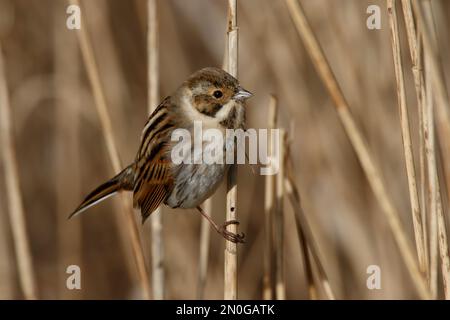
[219,220,245,243]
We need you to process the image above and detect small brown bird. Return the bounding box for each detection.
[70,67,252,243]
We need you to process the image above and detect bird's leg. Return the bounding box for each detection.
[196,206,245,243]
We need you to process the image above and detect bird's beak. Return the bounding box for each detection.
[233,87,253,101]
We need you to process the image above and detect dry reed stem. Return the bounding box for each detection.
[147,0,164,300]
[423,0,450,300]
[263,95,277,300]
[0,43,37,300]
[436,187,450,298]
[412,0,450,214]
[70,0,151,299]
[423,57,447,298]
[76,0,140,285]
[284,174,335,300]
[387,0,427,277]
[285,0,430,299]
[400,0,429,280]
[436,169,450,290]
[299,235,317,299]
[197,198,212,299]
[224,0,239,300]
[275,129,286,299]
[424,56,439,297]
[418,0,450,298]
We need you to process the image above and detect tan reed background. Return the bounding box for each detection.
[0,0,450,299]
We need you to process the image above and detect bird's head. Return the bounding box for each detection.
[182,67,252,118]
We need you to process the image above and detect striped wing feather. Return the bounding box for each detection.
[133,98,174,222]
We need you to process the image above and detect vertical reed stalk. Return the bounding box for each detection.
[197,198,212,299]
[423,0,450,299]
[417,0,450,298]
[412,0,450,213]
[274,129,286,299]
[387,0,427,277]
[147,0,165,300]
[263,95,277,299]
[299,230,317,299]
[423,55,447,298]
[224,0,239,300]
[400,0,429,281]
[0,43,37,300]
[424,56,439,297]
[436,187,450,298]
[285,0,430,299]
[70,0,151,299]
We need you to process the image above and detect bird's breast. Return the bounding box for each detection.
[165,162,228,209]
[164,97,244,209]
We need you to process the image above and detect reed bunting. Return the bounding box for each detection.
[70,67,252,243]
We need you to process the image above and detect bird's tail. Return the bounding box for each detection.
[69,165,134,219]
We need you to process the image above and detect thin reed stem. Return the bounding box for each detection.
[263,95,277,300]
[387,0,427,277]
[224,0,239,300]
[423,55,448,298]
[299,234,317,299]
[412,0,450,214]
[417,0,450,298]
[274,129,286,299]
[400,0,429,281]
[424,55,439,297]
[285,0,430,299]
[0,43,37,300]
[197,198,212,299]
[147,0,165,300]
[436,187,450,298]
[69,0,151,299]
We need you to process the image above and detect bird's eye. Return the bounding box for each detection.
[213,90,223,99]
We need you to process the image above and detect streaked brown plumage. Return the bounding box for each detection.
[70,67,252,243]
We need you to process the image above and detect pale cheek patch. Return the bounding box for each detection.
[215,100,237,121]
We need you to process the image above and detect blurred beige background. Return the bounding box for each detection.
[0,0,449,299]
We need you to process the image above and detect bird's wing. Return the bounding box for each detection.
[133,98,175,223]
